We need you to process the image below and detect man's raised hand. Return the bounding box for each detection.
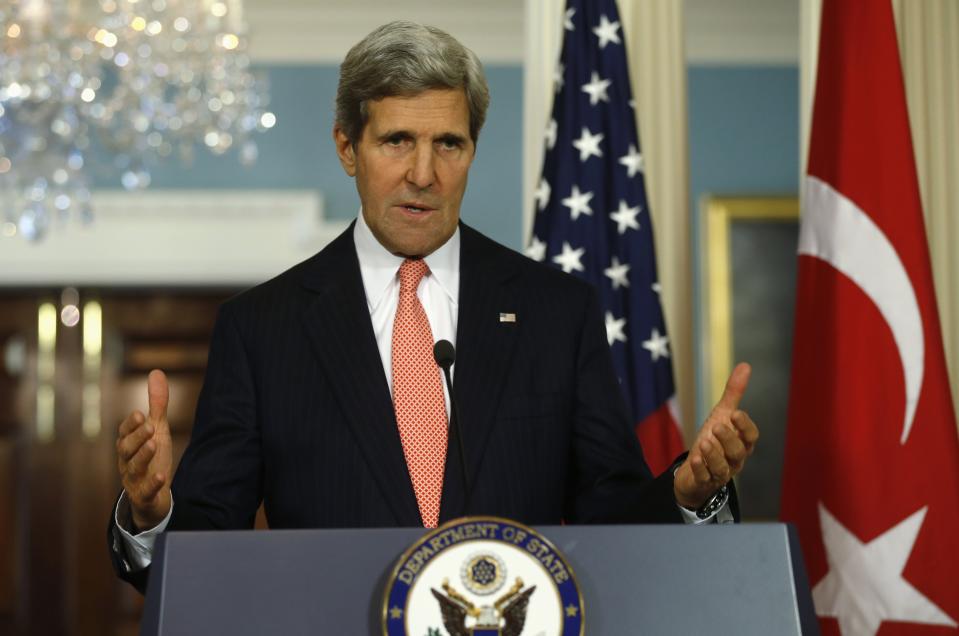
[116,369,173,531]
[673,362,759,509]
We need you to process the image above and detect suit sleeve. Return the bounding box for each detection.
[564,285,684,524]
[169,301,263,531]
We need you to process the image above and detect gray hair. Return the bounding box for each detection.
[335,21,490,145]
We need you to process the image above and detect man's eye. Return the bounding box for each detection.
[438,139,461,150]
[386,136,406,146]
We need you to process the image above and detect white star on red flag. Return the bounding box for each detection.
[813,504,956,635]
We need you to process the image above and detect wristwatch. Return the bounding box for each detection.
[695,484,729,520]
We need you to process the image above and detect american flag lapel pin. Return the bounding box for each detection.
[499,312,516,323]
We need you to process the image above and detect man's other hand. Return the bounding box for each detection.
[674,363,759,509]
[116,369,173,531]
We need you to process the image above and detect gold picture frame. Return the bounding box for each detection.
[703,196,799,407]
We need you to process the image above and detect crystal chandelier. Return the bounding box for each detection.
[0,0,275,241]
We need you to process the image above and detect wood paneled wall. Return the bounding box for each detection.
[0,289,236,635]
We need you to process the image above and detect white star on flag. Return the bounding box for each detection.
[534,178,551,211]
[572,127,603,162]
[642,328,670,361]
[619,144,644,177]
[813,504,957,635]
[592,14,621,49]
[609,200,640,234]
[554,62,565,93]
[581,71,611,106]
[564,7,576,31]
[552,241,585,274]
[561,185,594,220]
[544,118,557,150]
[525,236,546,262]
[651,282,662,294]
[604,256,630,289]
[605,312,627,346]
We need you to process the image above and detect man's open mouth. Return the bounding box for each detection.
[399,203,434,213]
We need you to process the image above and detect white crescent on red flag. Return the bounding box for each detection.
[781,2,959,635]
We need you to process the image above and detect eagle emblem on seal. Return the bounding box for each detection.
[431,577,536,636]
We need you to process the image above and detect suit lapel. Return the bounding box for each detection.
[439,225,522,521]
[299,226,421,526]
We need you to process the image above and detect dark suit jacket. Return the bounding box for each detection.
[109,222,689,592]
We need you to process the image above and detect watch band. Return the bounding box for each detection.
[696,484,729,520]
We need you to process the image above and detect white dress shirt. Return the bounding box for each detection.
[354,209,458,415]
[114,212,726,572]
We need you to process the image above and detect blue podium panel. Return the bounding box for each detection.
[141,523,818,635]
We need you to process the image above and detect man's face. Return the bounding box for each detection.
[334,88,475,257]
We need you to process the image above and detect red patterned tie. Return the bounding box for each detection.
[391,259,448,527]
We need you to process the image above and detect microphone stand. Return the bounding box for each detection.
[434,340,470,517]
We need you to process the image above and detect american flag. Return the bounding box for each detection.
[526,0,684,474]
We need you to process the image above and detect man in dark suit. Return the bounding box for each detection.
[110,21,758,593]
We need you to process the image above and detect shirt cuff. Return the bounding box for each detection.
[676,499,733,525]
[114,491,173,571]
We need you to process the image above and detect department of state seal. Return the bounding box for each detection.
[382,517,584,636]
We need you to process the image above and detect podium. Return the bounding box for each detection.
[141,523,818,635]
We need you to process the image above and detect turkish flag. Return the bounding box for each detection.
[781,1,959,635]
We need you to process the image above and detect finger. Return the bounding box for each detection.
[132,472,166,505]
[716,362,752,412]
[118,411,145,438]
[701,436,731,483]
[147,369,169,424]
[689,453,712,485]
[116,420,154,462]
[127,439,156,477]
[713,422,747,467]
[139,472,166,502]
[731,410,759,452]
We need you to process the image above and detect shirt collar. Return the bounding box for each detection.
[353,210,460,311]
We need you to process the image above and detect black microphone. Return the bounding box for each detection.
[433,339,470,517]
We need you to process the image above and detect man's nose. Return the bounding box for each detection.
[406,144,436,190]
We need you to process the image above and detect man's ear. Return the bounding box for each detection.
[333,126,357,177]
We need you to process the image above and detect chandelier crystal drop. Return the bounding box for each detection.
[0,0,275,241]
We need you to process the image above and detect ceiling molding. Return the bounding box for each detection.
[0,191,350,286]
